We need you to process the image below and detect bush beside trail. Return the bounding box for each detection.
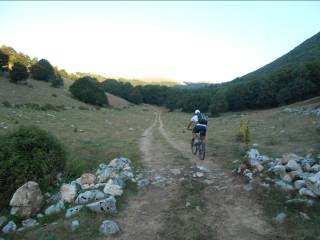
[69,76,108,106]
[0,126,67,208]
[9,62,29,83]
[30,59,54,82]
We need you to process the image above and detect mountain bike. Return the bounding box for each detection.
[191,133,206,160]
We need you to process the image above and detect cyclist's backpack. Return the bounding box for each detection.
[197,112,208,125]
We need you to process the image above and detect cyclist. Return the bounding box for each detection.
[187,109,208,145]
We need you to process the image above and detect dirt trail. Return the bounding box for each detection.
[114,107,274,240]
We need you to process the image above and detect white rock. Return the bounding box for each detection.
[103,182,123,196]
[65,205,83,218]
[9,181,43,217]
[2,221,17,233]
[80,173,96,186]
[275,213,286,224]
[294,180,306,190]
[70,220,80,231]
[282,174,293,183]
[60,184,77,203]
[170,169,181,176]
[86,196,117,214]
[75,190,106,205]
[45,201,65,215]
[299,188,317,198]
[22,218,38,228]
[99,220,120,236]
[286,160,301,172]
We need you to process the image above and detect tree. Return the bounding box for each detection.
[9,62,29,83]
[0,50,9,71]
[50,74,64,88]
[69,76,108,106]
[30,59,54,81]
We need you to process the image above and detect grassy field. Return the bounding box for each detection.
[1,76,320,239]
[0,77,154,239]
[161,102,320,240]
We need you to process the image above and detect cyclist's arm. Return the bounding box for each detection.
[187,121,193,130]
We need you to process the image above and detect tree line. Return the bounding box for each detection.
[100,60,320,115]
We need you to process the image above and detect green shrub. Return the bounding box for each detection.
[2,101,11,108]
[0,126,66,207]
[236,120,250,145]
[30,59,54,81]
[50,74,64,88]
[69,76,108,106]
[9,62,29,83]
[0,50,9,71]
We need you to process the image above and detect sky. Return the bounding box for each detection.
[0,1,319,83]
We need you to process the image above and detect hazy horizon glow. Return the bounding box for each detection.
[0,1,319,83]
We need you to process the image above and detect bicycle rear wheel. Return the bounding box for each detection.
[191,140,197,155]
[199,142,205,160]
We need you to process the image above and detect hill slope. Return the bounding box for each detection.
[238,31,320,82]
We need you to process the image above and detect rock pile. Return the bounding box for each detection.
[235,146,320,200]
[283,106,320,118]
[1,157,133,236]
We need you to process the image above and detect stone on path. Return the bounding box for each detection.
[170,168,181,176]
[137,178,150,189]
[99,220,120,236]
[10,181,43,217]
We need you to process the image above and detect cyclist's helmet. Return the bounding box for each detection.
[195,109,200,114]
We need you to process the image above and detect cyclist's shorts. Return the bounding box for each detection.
[193,124,207,137]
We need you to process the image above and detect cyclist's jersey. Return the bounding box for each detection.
[191,115,198,124]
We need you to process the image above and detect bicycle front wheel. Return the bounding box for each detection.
[199,142,205,160]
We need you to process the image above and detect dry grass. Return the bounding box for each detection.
[0,77,154,239]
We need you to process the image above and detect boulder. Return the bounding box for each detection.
[103,181,123,196]
[272,165,286,178]
[2,221,17,233]
[108,157,131,171]
[286,160,302,172]
[86,196,117,214]
[110,176,126,188]
[99,220,120,236]
[283,153,301,164]
[282,174,293,183]
[299,188,317,198]
[294,180,306,190]
[9,181,43,217]
[75,190,107,205]
[22,218,38,228]
[80,173,96,186]
[120,170,134,181]
[45,201,65,215]
[311,164,320,173]
[70,220,80,231]
[96,166,114,183]
[65,205,83,218]
[60,184,77,203]
[275,180,294,192]
[285,198,315,207]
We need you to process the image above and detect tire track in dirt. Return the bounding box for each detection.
[114,109,184,240]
